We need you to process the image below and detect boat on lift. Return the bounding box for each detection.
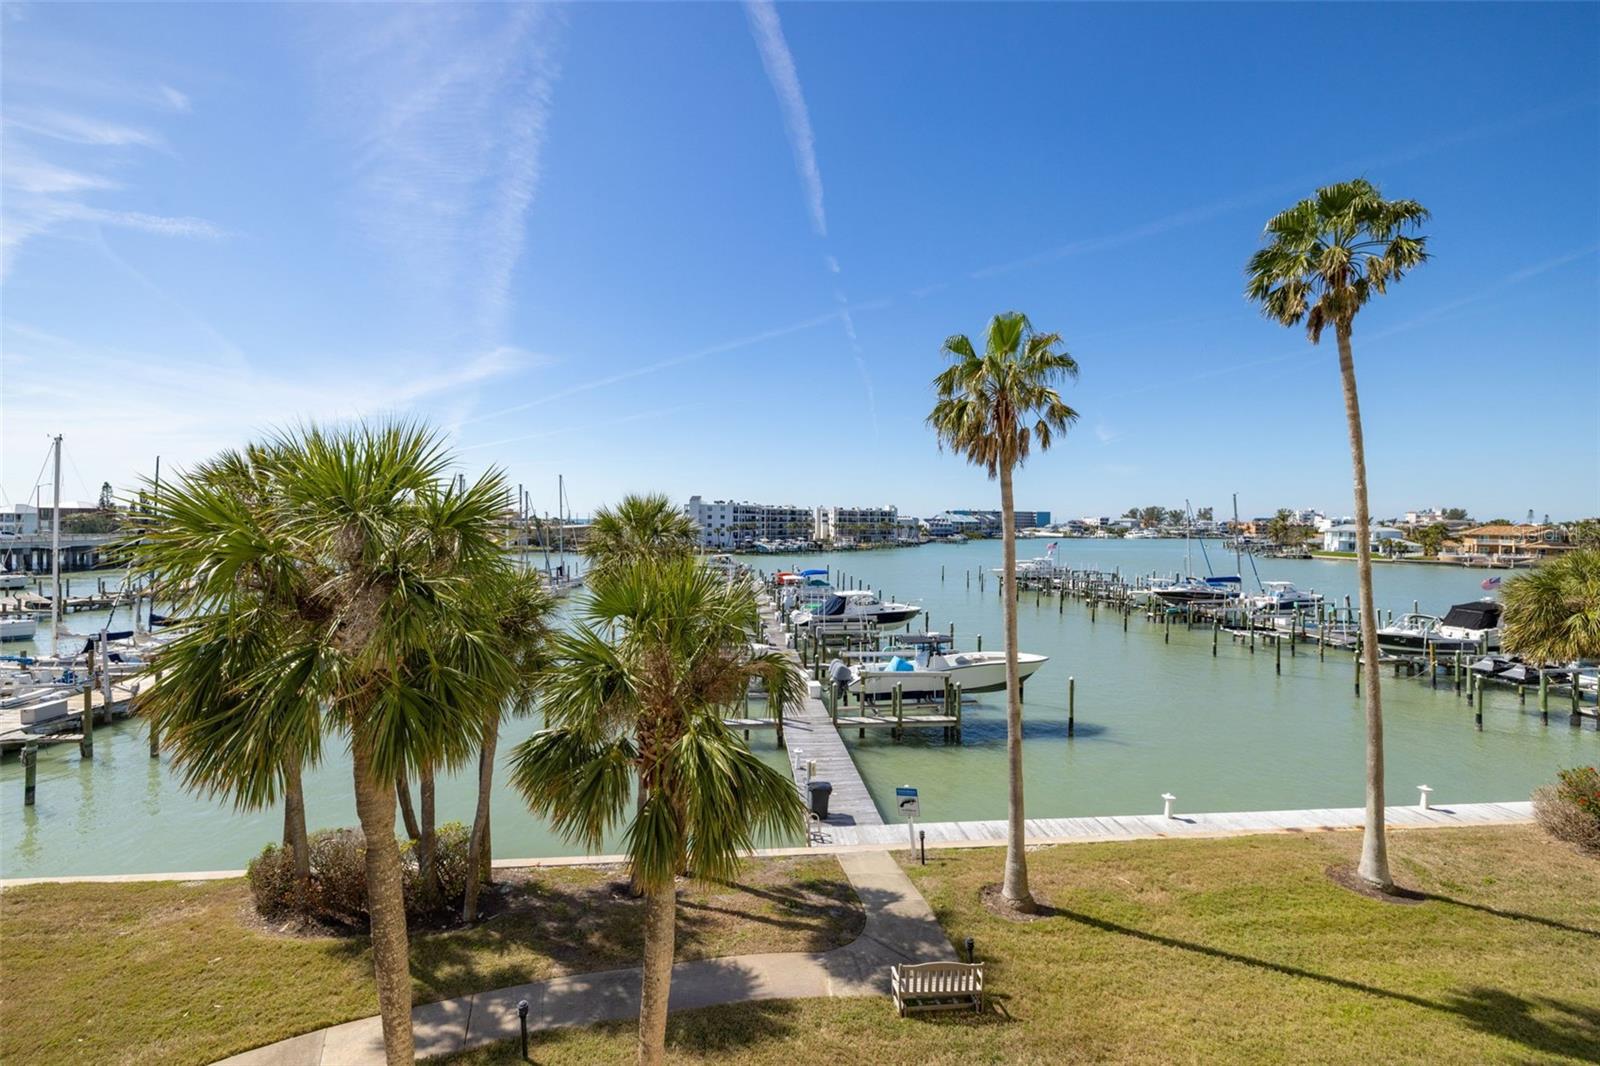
[792,590,921,631]
[1151,575,1241,605]
[1375,600,1501,657]
[845,633,1049,698]
[1246,581,1322,613]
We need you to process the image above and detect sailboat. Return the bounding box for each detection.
[1150,499,1242,606]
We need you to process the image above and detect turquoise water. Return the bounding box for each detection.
[1,544,1592,877]
[757,539,1593,827]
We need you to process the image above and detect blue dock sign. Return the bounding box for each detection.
[895,786,920,819]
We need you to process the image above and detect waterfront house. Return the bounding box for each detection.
[1321,524,1409,553]
[1456,523,1573,560]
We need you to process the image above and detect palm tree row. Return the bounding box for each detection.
[132,422,554,1064]
[938,177,1429,900]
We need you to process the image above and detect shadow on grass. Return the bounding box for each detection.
[408,873,862,1004]
[1417,892,1600,940]
[1049,904,1600,1062]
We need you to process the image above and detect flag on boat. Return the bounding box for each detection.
[1046,541,1058,562]
[1480,576,1502,590]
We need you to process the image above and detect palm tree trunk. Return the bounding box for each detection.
[998,461,1033,909]
[352,741,415,1065]
[1337,324,1391,891]
[282,755,310,885]
[419,763,438,905]
[462,709,499,922]
[636,881,676,1066]
[395,771,421,842]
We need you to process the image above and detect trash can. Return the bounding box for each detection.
[807,780,832,820]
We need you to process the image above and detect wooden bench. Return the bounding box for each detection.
[890,961,985,1016]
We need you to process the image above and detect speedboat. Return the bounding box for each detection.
[1125,528,1160,540]
[848,636,1049,698]
[1151,575,1241,605]
[777,571,836,612]
[792,590,921,632]
[1375,606,1498,658]
[1247,581,1322,613]
[1436,600,1501,651]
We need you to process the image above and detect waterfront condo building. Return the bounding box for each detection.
[813,505,898,546]
[684,496,813,549]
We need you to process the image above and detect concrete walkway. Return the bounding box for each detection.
[828,799,1535,848]
[213,849,952,1066]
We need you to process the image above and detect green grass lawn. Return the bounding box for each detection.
[0,855,860,1066]
[443,825,1599,1065]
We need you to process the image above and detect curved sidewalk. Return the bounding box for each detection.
[215,849,952,1065]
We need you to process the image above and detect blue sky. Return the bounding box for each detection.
[3,2,1597,521]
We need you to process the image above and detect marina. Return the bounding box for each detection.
[2,540,1593,880]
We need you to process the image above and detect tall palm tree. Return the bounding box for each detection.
[928,312,1079,910]
[510,555,805,1066]
[584,492,701,581]
[1501,549,1600,664]
[462,568,556,921]
[133,422,515,1065]
[1246,178,1429,891]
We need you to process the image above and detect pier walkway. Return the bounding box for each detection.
[758,596,885,844]
[211,849,951,1066]
[824,799,1534,848]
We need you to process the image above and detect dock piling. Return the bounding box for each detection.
[23,744,37,805]
[1067,676,1075,737]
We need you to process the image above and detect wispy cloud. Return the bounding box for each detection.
[743,0,826,237]
[306,5,563,345]
[158,85,190,113]
[0,44,220,277]
[459,310,842,428]
[2,321,524,494]
[457,402,708,453]
[1094,422,1121,445]
[3,106,162,148]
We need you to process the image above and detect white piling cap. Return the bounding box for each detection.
[1160,792,1176,801]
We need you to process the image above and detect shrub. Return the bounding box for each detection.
[1533,765,1600,856]
[245,822,475,926]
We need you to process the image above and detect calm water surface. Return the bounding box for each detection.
[2,543,1592,877]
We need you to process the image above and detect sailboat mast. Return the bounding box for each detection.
[50,435,62,637]
[1232,492,1241,574]
[556,475,565,569]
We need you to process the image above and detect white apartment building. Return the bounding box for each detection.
[814,505,898,545]
[684,496,812,549]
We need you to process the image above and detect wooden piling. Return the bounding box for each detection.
[1275,634,1282,675]
[23,743,37,805]
[1212,620,1219,656]
[1067,676,1075,737]
[1539,671,1549,724]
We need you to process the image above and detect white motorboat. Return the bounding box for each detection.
[0,616,37,642]
[0,572,27,591]
[1125,528,1160,540]
[792,590,921,631]
[1151,575,1241,605]
[1435,600,1502,651]
[1246,581,1322,613]
[847,638,1049,698]
[1375,602,1500,658]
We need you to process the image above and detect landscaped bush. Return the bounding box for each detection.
[247,822,474,926]
[1532,765,1600,856]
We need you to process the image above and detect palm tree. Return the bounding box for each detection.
[462,569,556,921]
[1246,178,1429,891]
[133,422,515,1065]
[510,555,805,1066]
[1501,549,1600,664]
[584,492,700,582]
[131,442,319,888]
[928,312,1079,910]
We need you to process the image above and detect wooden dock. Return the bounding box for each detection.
[0,675,153,753]
[759,597,884,845]
[825,799,1536,848]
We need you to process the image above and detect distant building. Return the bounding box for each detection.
[814,505,898,545]
[1321,524,1408,553]
[1457,524,1572,559]
[926,512,984,538]
[684,496,812,550]
[0,504,41,537]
